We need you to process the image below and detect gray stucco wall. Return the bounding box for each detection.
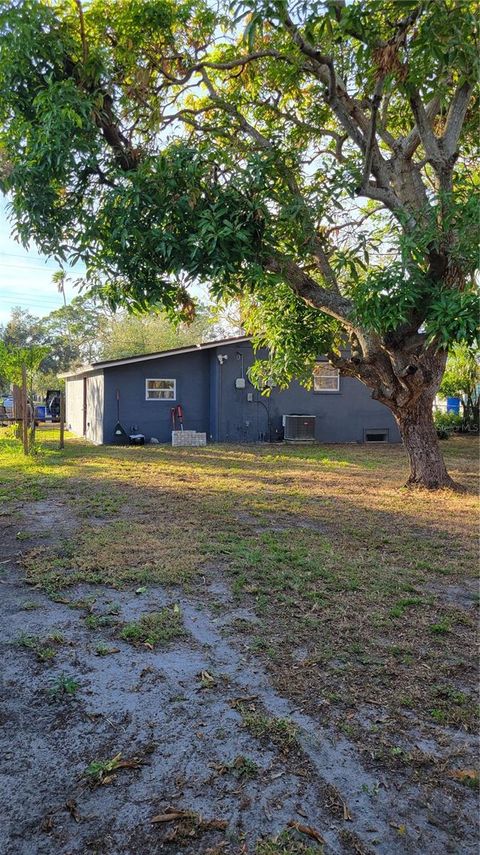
[210,341,400,443]
[98,340,400,444]
[102,350,211,444]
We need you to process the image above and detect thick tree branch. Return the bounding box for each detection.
[441,81,473,157]
[402,93,442,158]
[361,78,385,187]
[264,252,352,323]
[94,94,140,171]
[407,89,444,168]
[360,181,415,228]
[282,13,336,101]
[311,237,340,293]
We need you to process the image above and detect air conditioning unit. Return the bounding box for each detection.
[283,414,316,443]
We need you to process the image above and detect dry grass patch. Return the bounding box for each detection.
[22,518,204,592]
[3,432,478,767]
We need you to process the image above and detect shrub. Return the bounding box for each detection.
[433,411,463,438]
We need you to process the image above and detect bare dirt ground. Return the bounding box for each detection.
[0,432,478,854]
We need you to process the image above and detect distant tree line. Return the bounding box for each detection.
[0,295,241,396]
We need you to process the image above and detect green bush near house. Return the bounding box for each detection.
[433,411,463,438]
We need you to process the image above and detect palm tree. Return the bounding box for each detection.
[52,269,67,307]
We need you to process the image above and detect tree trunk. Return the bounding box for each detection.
[397,393,457,489]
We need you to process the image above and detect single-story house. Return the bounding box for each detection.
[62,335,401,445]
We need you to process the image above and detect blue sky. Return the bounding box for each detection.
[0,199,79,326]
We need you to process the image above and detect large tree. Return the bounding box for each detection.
[0,0,477,487]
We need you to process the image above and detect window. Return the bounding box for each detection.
[313,362,340,392]
[145,379,176,401]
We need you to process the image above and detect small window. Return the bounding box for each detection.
[145,378,176,401]
[313,362,340,392]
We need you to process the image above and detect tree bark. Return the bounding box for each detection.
[336,344,461,490]
[396,392,457,489]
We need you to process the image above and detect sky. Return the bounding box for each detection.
[0,199,79,326]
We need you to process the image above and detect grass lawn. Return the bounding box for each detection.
[0,428,478,854]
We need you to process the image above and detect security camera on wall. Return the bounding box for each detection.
[217,354,229,365]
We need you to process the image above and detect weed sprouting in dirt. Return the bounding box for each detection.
[16,633,38,650]
[15,631,64,662]
[229,755,259,779]
[95,643,119,656]
[84,613,119,630]
[48,674,80,699]
[20,600,41,611]
[84,753,143,787]
[235,704,298,752]
[119,605,185,647]
[84,754,123,786]
[256,829,323,854]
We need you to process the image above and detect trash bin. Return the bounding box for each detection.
[446,397,460,414]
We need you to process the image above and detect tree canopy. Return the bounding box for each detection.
[0,0,478,486]
[0,296,237,394]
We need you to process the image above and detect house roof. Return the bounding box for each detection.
[60,335,250,379]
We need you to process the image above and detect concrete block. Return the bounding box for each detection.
[172,430,207,447]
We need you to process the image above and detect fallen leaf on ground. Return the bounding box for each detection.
[229,696,258,707]
[204,819,228,830]
[389,822,407,835]
[150,809,227,830]
[449,769,478,782]
[151,810,191,823]
[288,820,324,844]
[115,757,144,769]
[40,815,55,832]
[65,800,81,822]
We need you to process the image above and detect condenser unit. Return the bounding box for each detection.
[283,414,316,443]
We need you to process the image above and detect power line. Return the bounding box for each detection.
[0,250,60,262]
[0,262,65,272]
[0,294,71,306]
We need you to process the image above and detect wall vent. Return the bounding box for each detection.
[283,414,316,443]
[364,429,389,443]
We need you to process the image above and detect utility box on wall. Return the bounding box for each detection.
[235,377,246,389]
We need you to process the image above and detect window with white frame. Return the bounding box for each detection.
[313,362,340,392]
[145,378,176,400]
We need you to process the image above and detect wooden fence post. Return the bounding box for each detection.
[59,391,65,450]
[21,364,28,456]
[12,384,21,440]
